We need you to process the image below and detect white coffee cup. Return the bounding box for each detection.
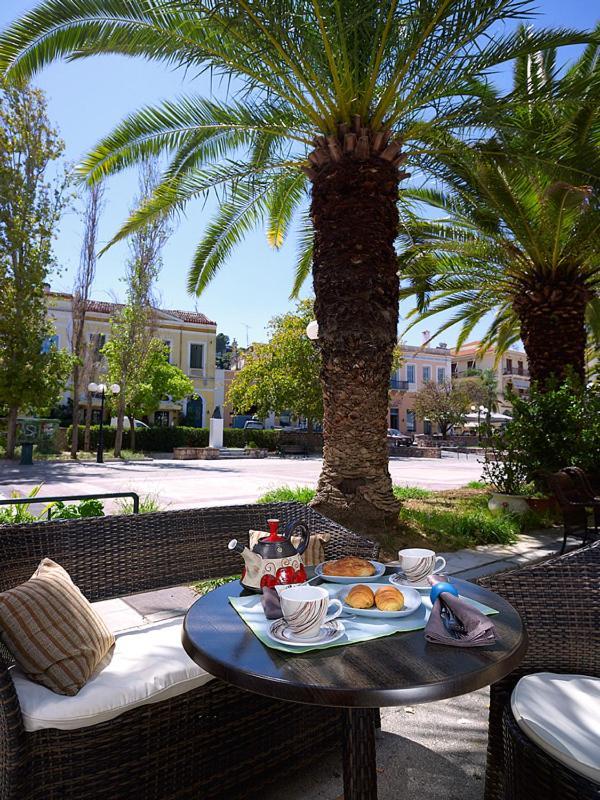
[278,585,343,638]
[398,548,446,582]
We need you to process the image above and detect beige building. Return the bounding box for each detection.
[451,341,530,411]
[388,342,453,435]
[46,290,217,427]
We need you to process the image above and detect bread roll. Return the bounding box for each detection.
[345,584,375,609]
[322,557,376,577]
[375,586,404,612]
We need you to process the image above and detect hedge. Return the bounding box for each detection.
[67,425,280,452]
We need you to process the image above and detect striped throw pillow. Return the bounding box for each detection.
[0,558,115,696]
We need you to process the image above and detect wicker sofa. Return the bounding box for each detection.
[0,502,379,800]
[479,540,600,800]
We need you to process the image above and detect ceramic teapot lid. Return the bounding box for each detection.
[253,519,297,559]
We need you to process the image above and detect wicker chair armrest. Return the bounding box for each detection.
[0,653,28,799]
[324,525,380,561]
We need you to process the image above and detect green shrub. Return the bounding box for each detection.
[223,428,279,450]
[117,493,163,514]
[463,480,487,490]
[48,499,104,519]
[399,500,519,546]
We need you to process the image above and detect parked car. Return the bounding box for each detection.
[110,418,150,430]
[387,428,413,446]
[243,419,264,430]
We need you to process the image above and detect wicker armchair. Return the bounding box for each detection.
[0,502,379,800]
[546,469,599,553]
[479,540,600,800]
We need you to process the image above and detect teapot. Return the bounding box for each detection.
[228,518,310,592]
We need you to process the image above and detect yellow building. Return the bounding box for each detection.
[450,341,530,411]
[46,290,217,427]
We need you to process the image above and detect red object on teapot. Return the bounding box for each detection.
[275,566,295,585]
[260,574,277,589]
[266,518,285,542]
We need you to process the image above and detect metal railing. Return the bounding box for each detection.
[0,491,140,519]
[390,379,410,391]
[503,368,529,377]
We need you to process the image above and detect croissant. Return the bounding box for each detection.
[375,586,404,612]
[345,584,375,609]
[322,557,376,577]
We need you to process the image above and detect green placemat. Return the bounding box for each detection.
[229,589,498,654]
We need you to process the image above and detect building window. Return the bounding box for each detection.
[517,360,523,375]
[437,367,445,384]
[467,360,475,370]
[406,364,415,383]
[506,358,513,373]
[406,410,416,432]
[163,340,171,362]
[422,366,431,383]
[154,410,169,427]
[41,334,59,353]
[190,343,204,370]
[423,419,432,435]
[390,408,399,430]
[451,363,457,375]
[89,333,106,356]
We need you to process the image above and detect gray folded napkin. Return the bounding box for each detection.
[261,587,283,619]
[425,592,496,647]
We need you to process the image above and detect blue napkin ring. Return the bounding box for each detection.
[430,581,459,605]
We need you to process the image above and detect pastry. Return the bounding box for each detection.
[345,584,375,609]
[375,586,404,612]
[322,557,376,577]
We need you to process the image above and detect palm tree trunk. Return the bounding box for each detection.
[309,154,401,527]
[513,277,590,386]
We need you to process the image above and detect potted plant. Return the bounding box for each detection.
[482,433,531,516]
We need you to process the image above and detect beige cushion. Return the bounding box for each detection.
[511,672,600,784]
[12,616,214,732]
[0,559,115,696]
[249,529,330,566]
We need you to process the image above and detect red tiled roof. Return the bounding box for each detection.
[47,291,216,326]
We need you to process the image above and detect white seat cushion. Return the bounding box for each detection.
[12,616,214,732]
[511,672,600,784]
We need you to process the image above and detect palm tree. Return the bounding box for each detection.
[400,34,600,387]
[0,3,589,526]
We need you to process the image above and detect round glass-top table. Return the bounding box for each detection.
[183,576,526,799]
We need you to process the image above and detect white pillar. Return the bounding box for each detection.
[209,417,224,449]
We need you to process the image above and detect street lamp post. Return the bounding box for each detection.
[88,382,120,463]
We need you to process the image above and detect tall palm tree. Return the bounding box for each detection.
[400,34,600,386]
[0,2,589,526]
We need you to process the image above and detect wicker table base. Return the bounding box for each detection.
[343,708,378,799]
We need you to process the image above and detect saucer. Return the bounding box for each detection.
[389,573,449,591]
[267,619,345,647]
[315,560,386,584]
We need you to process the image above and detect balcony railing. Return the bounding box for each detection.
[390,379,410,391]
[503,368,529,377]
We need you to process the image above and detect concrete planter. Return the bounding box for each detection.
[488,492,529,516]
[245,448,268,459]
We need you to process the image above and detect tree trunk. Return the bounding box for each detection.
[83,394,92,451]
[5,406,19,459]
[70,365,80,458]
[309,155,401,528]
[513,276,590,386]
[128,415,136,452]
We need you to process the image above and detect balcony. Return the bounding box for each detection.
[503,368,529,377]
[390,379,410,391]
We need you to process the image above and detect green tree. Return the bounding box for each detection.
[0,80,71,457]
[1,3,589,524]
[228,300,322,429]
[455,369,498,415]
[413,380,470,439]
[400,31,600,387]
[105,339,193,450]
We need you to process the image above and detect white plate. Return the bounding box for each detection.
[267,618,345,647]
[339,584,422,618]
[389,573,445,591]
[315,560,386,584]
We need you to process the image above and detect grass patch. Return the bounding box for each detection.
[393,485,433,500]
[258,485,316,504]
[116,493,164,514]
[463,480,487,490]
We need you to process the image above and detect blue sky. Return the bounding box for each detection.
[1,1,598,347]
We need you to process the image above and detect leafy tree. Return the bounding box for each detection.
[455,369,498,415]
[117,339,193,449]
[228,299,322,430]
[400,31,600,387]
[0,80,71,457]
[413,380,470,439]
[1,2,589,525]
